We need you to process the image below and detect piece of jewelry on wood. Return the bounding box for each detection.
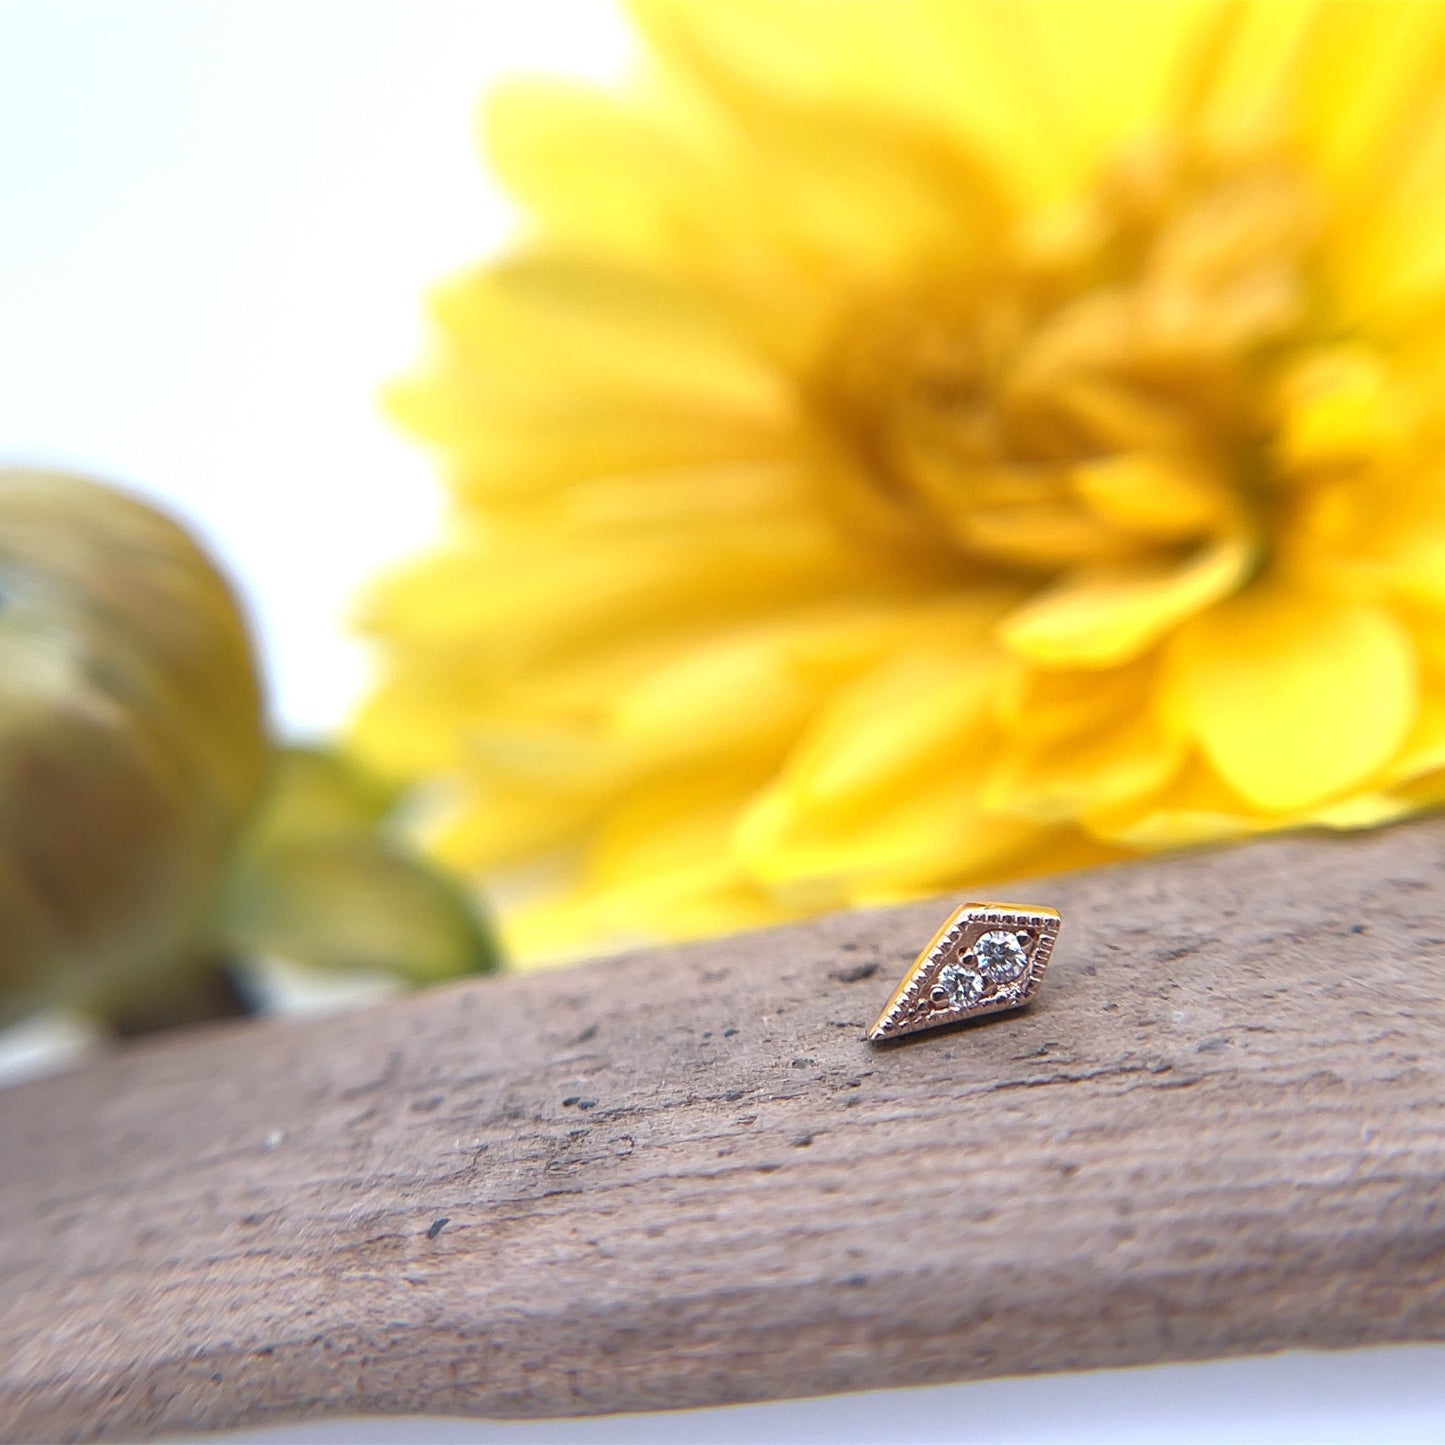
[867,902,1061,1043]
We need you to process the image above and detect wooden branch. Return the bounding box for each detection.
[3,820,1444,1442]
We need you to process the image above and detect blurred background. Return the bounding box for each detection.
[0,2,631,1066]
[1,0,629,741]
[3,4,1443,1440]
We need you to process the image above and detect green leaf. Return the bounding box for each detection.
[212,746,499,983]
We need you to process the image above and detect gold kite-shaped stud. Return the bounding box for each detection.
[867,903,1061,1043]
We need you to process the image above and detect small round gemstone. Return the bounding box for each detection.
[937,962,987,1008]
[976,929,1029,983]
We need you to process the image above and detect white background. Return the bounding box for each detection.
[1,4,1441,1441]
[0,0,632,738]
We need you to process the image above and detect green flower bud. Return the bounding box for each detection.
[0,469,267,1028]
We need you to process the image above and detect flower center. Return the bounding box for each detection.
[809,140,1344,584]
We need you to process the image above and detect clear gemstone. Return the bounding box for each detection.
[976,929,1029,983]
[937,962,987,1008]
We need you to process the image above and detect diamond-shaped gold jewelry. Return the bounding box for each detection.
[867,903,1061,1043]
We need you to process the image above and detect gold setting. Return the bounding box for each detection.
[867,902,1061,1043]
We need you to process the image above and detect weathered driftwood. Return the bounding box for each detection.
[2,820,1444,1442]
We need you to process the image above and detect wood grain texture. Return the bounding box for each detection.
[2,820,1444,1442]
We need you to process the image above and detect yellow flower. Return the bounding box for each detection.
[358,0,1445,963]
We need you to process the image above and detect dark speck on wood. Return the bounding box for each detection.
[426,1218,449,1240]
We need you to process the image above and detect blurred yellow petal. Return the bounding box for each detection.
[1049,374,1202,454]
[1381,628,1445,786]
[633,0,1062,201]
[504,763,793,964]
[1085,757,1270,849]
[956,498,1144,569]
[363,517,865,662]
[609,603,914,763]
[1183,1,1315,149]
[991,654,1159,740]
[1167,587,1416,812]
[1295,2,1445,199]
[738,769,1042,913]
[540,461,812,534]
[734,643,1028,902]
[1345,483,1445,611]
[426,256,787,420]
[998,535,1253,668]
[429,783,606,874]
[1334,97,1445,324]
[503,873,786,969]
[1299,4,1445,320]
[1272,344,1406,473]
[636,0,1218,204]
[366,1,1445,962]
[764,644,1003,822]
[1071,452,1233,539]
[588,766,767,904]
[391,378,788,499]
[390,257,796,497]
[1089,756,1413,851]
[486,80,721,263]
[983,711,1183,823]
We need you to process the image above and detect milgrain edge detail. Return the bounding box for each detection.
[867,903,1062,1040]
